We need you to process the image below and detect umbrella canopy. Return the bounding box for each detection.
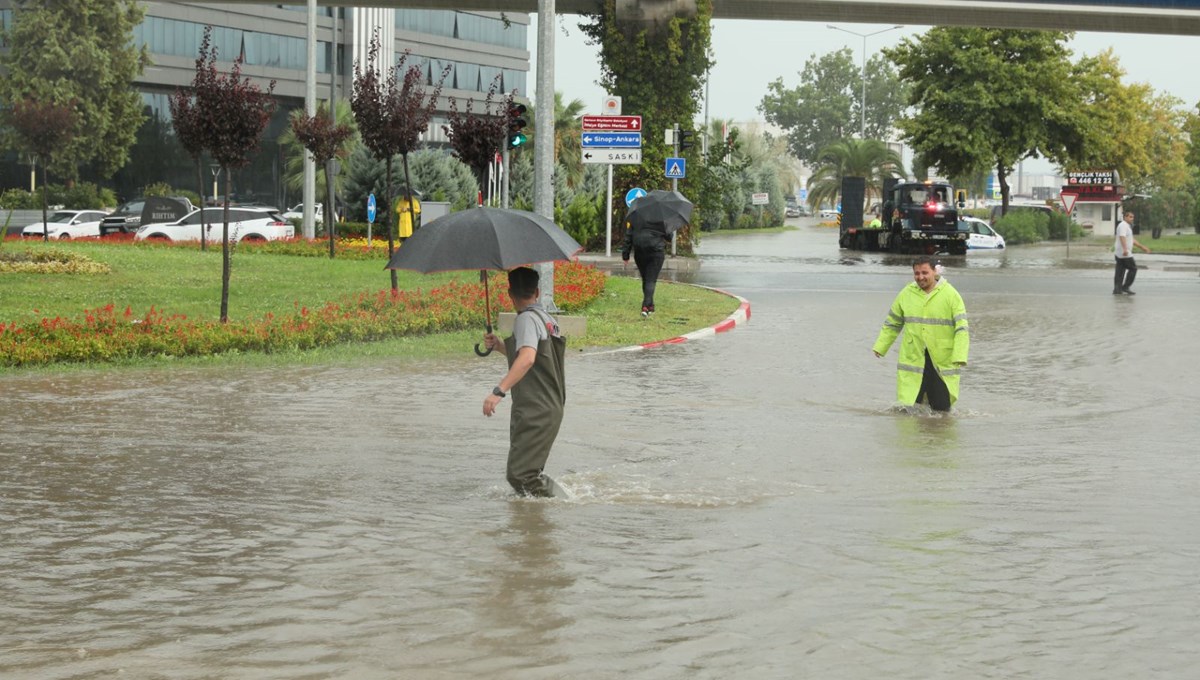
[386,207,583,274]
[626,189,693,235]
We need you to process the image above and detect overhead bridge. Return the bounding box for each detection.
[247,0,1200,36]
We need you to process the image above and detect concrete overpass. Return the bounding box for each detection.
[233,1,1200,36]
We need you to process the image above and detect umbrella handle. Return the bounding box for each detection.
[475,270,494,357]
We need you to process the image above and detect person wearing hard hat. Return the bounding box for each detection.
[872,256,970,412]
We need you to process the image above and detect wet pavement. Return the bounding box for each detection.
[3,220,1199,679]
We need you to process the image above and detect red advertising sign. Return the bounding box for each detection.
[581,115,642,131]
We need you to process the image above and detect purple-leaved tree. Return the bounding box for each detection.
[169,37,215,252]
[290,105,354,258]
[7,99,77,243]
[351,33,448,290]
[444,80,514,204]
[190,26,276,322]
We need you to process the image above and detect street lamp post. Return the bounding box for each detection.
[827,24,904,139]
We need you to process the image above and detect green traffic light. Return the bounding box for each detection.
[509,132,527,148]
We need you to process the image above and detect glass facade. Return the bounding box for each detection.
[395,10,526,50]
[402,55,527,97]
[133,16,330,72]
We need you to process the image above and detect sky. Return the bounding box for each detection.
[528,16,1200,173]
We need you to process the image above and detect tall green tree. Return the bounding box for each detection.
[1070,50,1191,192]
[759,49,908,166]
[579,1,713,252]
[805,138,905,212]
[0,0,148,180]
[884,28,1084,214]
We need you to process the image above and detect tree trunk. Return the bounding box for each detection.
[326,158,336,259]
[220,170,232,323]
[41,163,49,243]
[197,159,208,252]
[997,160,1010,216]
[385,159,397,291]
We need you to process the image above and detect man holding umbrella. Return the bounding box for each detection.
[621,189,693,317]
[482,267,567,497]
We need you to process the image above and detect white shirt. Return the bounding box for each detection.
[1114,220,1134,258]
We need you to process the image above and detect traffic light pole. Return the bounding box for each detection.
[671,124,679,256]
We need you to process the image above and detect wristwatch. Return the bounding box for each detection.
[492,386,506,398]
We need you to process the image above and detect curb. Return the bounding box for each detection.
[582,284,751,356]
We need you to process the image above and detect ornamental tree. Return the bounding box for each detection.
[351,33,448,290]
[169,39,216,252]
[190,26,277,322]
[7,99,78,243]
[290,105,355,258]
[444,81,514,201]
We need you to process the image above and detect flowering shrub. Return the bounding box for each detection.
[0,261,605,367]
[0,248,112,274]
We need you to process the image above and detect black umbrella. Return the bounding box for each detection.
[385,207,583,355]
[626,189,693,234]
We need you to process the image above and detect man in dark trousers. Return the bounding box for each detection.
[481,267,567,497]
[621,219,671,317]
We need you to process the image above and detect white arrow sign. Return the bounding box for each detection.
[582,149,642,165]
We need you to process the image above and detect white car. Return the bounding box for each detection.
[281,203,335,222]
[135,207,294,243]
[959,216,1006,249]
[818,208,840,219]
[21,210,110,239]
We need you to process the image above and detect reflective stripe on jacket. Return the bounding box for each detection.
[872,279,970,406]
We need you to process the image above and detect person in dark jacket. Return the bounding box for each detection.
[621,220,671,316]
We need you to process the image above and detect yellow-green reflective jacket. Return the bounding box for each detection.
[872,278,970,406]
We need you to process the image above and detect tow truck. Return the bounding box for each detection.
[839,178,969,255]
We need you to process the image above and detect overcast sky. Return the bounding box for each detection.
[529,17,1200,173]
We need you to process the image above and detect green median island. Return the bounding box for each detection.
[0,239,740,370]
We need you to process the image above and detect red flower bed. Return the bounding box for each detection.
[0,261,605,367]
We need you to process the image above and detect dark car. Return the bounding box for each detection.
[100,196,195,236]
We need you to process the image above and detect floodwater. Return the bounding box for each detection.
[3,221,1199,679]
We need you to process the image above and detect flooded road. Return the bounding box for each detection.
[3,222,1199,679]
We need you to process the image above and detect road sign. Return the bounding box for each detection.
[581,132,642,148]
[582,115,642,132]
[583,149,642,165]
[751,192,769,206]
[1061,191,1078,214]
[664,157,686,179]
[602,96,621,115]
[367,193,377,223]
[625,187,647,207]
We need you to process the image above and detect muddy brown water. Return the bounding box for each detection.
[3,222,1198,678]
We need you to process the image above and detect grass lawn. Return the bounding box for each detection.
[1083,232,1200,255]
[0,240,741,369]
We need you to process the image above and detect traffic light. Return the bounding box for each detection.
[507,103,528,149]
[679,129,695,152]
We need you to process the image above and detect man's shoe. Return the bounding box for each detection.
[1113,289,1123,295]
[641,307,650,318]
[1122,288,1136,295]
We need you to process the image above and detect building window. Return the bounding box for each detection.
[132,16,329,73]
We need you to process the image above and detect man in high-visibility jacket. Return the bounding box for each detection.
[872,256,969,411]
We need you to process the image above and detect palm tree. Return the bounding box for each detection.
[523,92,586,188]
[279,99,358,210]
[805,138,905,212]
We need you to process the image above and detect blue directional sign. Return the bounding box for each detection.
[367,193,377,223]
[625,187,647,207]
[664,157,686,179]
[582,132,643,148]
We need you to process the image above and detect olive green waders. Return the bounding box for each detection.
[503,311,566,497]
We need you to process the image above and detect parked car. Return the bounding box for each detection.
[281,203,336,222]
[134,207,293,243]
[100,196,195,236]
[818,208,840,219]
[959,216,1006,249]
[785,205,802,218]
[21,210,109,239]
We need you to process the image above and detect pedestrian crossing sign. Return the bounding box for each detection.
[664,157,686,179]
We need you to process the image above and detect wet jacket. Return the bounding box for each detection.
[872,278,970,406]
[621,224,670,260]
